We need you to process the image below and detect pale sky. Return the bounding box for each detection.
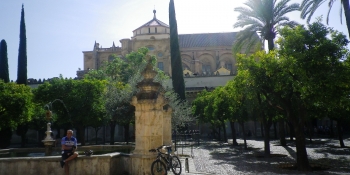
[0,0,347,81]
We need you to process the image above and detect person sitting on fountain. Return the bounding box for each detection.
[60,129,78,174]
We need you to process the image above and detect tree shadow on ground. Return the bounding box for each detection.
[313,147,350,156]
[195,140,349,175]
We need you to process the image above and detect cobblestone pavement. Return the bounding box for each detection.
[175,137,350,175]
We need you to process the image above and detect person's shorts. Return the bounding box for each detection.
[62,151,73,160]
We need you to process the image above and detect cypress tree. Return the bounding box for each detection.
[0,39,10,83]
[17,4,27,85]
[16,4,29,148]
[169,0,186,100]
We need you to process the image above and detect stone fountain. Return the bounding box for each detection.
[42,110,55,156]
[129,54,173,175]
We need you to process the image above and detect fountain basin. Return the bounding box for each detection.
[0,145,133,158]
[0,145,134,175]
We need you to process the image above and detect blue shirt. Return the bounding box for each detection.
[61,136,77,153]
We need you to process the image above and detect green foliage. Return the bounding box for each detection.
[276,20,350,116]
[90,47,193,129]
[0,80,34,130]
[17,5,27,85]
[87,48,154,127]
[233,0,299,51]
[164,90,194,129]
[32,77,107,128]
[0,39,10,83]
[169,0,186,100]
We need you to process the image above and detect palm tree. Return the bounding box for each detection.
[233,0,299,52]
[300,0,350,37]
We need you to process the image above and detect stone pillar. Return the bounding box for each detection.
[163,106,172,146]
[130,54,170,175]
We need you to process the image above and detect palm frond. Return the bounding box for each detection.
[234,16,265,29]
[275,3,300,19]
[327,0,336,24]
[278,21,299,28]
[300,0,327,23]
[339,0,343,24]
[232,30,262,55]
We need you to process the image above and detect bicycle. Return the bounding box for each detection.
[149,145,182,175]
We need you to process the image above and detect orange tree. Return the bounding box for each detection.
[33,77,107,146]
[236,51,285,154]
[0,80,34,148]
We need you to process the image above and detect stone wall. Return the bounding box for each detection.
[0,153,131,175]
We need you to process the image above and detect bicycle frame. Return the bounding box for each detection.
[150,145,182,175]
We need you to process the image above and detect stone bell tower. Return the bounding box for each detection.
[130,54,172,175]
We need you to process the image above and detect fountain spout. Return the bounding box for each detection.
[41,99,67,156]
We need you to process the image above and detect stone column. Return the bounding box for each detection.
[163,106,172,146]
[129,54,170,175]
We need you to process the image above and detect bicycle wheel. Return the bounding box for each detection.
[151,160,167,175]
[170,155,182,175]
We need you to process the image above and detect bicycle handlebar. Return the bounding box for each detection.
[148,145,173,153]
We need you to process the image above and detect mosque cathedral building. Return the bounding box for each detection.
[77,10,238,100]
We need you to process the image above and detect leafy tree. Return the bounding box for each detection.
[270,20,350,171]
[15,4,29,146]
[17,4,27,85]
[300,0,350,37]
[233,0,299,52]
[0,80,34,130]
[87,48,149,144]
[236,51,285,154]
[0,39,10,83]
[28,103,49,146]
[33,77,107,146]
[192,90,226,141]
[169,0,186,100]
[164,90,194,130]
[0,80,34,148]
[88,48,193,144]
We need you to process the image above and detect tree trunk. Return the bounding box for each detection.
[336,119,345,148]
[76,125,86,146]
[37,128,45,147]
[293,121,311,171]
[263,118,272,156]
[0,127,12,148]
[94,127,101,145]
[16,124,28,148]
[329,120,334,138]
[288,122,294,141]
[123,124,130,145]
[254,120,257,137]
[230,121,238,146]
[240,122,247,149]
[109,121,116,145]
[260,122,264,137]
[279,120,286,146]
[273,122,277,139]
[103,125,106,145]
[307,121,313,144]
[342,0,350,38]
[267,38,275,51]
[222,121,227,143]
[290,108,311,171]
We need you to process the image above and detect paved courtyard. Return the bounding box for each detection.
[177,137,350,175]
